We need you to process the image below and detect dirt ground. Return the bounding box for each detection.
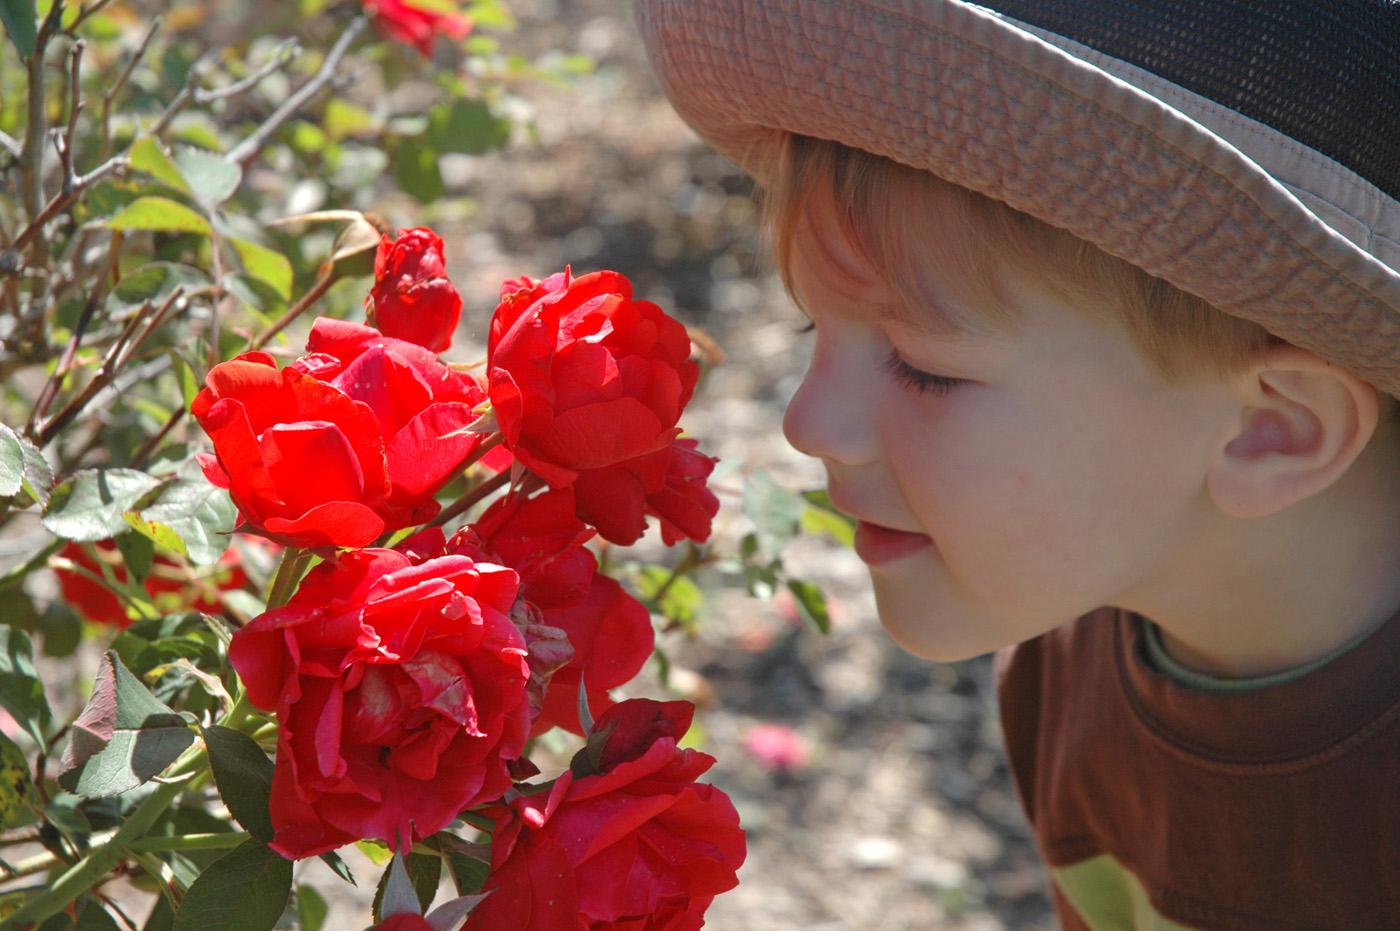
[413,1,1059,928]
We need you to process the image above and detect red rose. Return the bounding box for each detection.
[55,540,256,627]
[487,269,698,491]
[528,574,653,737]
[369,228,463,353]
[364,0,472,57]
[193,324,486,548]
[570,438,719,547]
[453,488,598,609]
[467,699,745,930]
[228,549,530,859]
[645,439,720,546]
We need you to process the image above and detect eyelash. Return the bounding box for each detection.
[795,323,962,396]
[883,350,963,396]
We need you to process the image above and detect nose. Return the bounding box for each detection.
[782,338,879,466]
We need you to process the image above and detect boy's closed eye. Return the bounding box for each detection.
[883,349,964,396]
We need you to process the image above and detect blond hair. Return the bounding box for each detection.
[762,133,1284,384]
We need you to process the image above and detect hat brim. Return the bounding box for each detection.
[638,0,1400,397]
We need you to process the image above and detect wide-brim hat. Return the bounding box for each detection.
[636,0,1400,398]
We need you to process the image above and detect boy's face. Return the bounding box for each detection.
[782,197,1234,661]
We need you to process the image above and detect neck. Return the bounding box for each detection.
[1125,422,1400,679]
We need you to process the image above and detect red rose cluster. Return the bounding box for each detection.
[196,227,740,926]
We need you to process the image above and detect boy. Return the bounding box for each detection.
[637,0,1400,928]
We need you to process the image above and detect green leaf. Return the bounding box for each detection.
[373,853,440,922]
[0,627,51,747]
[392,138,444,203]
[128,137,190,193]
[43,468,163,542]
[786,578,832,634]
[171,839,292,931]
[114,530,155,586]
[0,0,37,58]
[800,489,856,548]
[74,900,122,931]
[637,565,703,630]
[105,197,211,235]
[19,436,53,508]
[424,99,511,156]
[203,725,274,842]
[296,885,328,931]
[125,478,235,565]
[0,731,38,828]
[0,422,25,497]
[174,147,241,208]
[743,469,803,560]
[228,237,292,300]
[168,351,201,410]
[57,651,194,798]
[108,262,209,315]
[319,850,357,885]
[323,99,376,141]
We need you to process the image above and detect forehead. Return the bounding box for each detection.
[787,192,1022,342]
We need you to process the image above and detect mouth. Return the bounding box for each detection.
[853,520,934,566]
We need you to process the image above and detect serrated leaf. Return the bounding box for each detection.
[228,237,292,299]
[0,627,52,747]
[104,197,211,235]
[319,849,356,885]
[128,136,190,193]
[43,469,163,542]
[57,651,194,798]
[0,0,37,58]
[171,839,292,931]
[296,885,328,931]
[0,731,38,828]
[357,839,393,866]
[126,478,235,566]
[203,725,274,842]
[425,99,510,156]
[168,350,201,410]
[174,147,240,208]
[0,423,25,497]
[787,578,831,634]
[637,565,702,629]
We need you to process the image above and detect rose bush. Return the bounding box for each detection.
[369,227,465,353]
[466,699,746,930]
[228,548,531,859]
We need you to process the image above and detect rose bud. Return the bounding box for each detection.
[368,227,464,353]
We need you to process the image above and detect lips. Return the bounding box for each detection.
[853,520,934,565]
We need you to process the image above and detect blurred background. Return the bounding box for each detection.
[427,1,1057,927]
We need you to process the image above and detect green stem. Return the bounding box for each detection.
[126,831,250,853]
[264,547,308,611]
[0,746,207,929]
[458,811,495,834]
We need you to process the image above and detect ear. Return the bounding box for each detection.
[1206,346,1382,518]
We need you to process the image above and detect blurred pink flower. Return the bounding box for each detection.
[743,723,810,773]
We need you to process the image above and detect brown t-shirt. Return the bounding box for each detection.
[996,606,1400,930]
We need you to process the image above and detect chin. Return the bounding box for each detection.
[872,594,1000,662]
